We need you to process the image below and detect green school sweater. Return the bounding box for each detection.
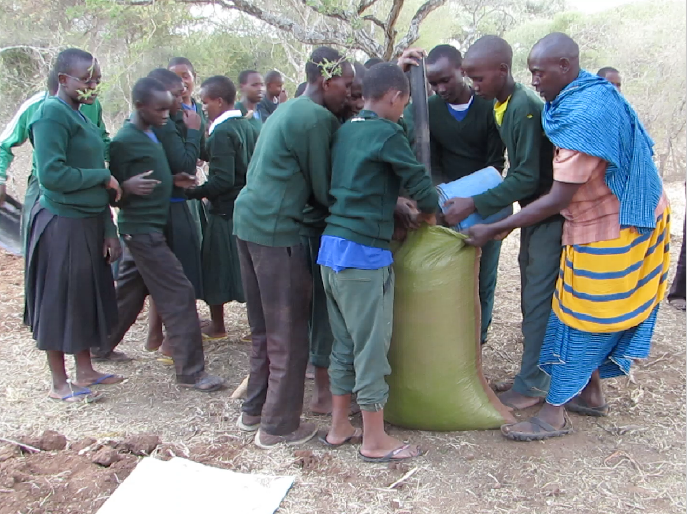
[152,109,201,199]
[404,93,505,182]
[186,113,258,218]
[233,96,340,247]
[109,122,173,235]
[235,101,263,134]
[472,83,555,217]
[324,110,439,250]
[29,97,115,237]
[0,94,109,185]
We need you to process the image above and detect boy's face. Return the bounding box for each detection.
[138,90,173,127]
[169,64,195,100]
[167,81,185,115]
[426,57,465,104]
[242,73,264,104]
[603,71,622,92]
[461,57,505,101]
[59,58,101,105]
[346,78,365,117]
[200,87,224,122]
[323,62,355,116]
[266,77,283,99]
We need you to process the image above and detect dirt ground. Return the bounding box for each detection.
[0,183,684,514]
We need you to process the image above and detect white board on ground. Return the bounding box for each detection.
[97,456,295,514]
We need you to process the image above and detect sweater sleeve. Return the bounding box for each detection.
[0,101,40,184]
[485,112,505,172]
[155,121,201,175]
[381,132,438,213]
[187,131,236,200]
[472,114,542,217]
[31,118,110,193]
[296,120,335,211]
[95,103,111,163]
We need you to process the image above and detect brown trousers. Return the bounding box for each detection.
[237,239,312,436]
[95,233,205,384]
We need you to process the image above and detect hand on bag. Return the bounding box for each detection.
[465,224,498,248]
[397,48,426,73]
[122,170,160,196]
[443,197,475,226]
[418,212,437,226]
[103,236,122,264]
[183,109,202,131]
[393,197,419,242]
[106,176,122,202]
[173,172,197,189]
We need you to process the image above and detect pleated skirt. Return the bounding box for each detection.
[24,207,118,353]
[201,213,245,305]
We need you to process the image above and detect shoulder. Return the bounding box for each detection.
[337,116,401,143]
[510,84,544,117]
[112,123,139,143]
[30,98,72,128]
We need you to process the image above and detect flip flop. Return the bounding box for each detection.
[92,350,133,363]
[565,397,609,417]
[501,415,573,442]
[359,444,423,463]
[237,415,260,432]
[156,355,174,365]
[202,333,228,342]
[73,374,124,387]
[318,428,363,448]
[49,388,103,404]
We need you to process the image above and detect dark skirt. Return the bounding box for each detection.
[202,213,245,305]
[24,207,118,353]
[164,201,203,299]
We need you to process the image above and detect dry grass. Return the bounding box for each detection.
[0,183,684,514]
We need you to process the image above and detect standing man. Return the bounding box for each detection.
[399,44,505,344]
[447,35,563,410]
[236,70,265,134]
[257,70,285,122]
[596,67,622,92]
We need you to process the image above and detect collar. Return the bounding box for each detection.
[351,109,379,122]
[209,109,242,134]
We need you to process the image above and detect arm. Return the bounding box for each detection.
[0,98,42,185]
[187,131,237,200]
[383,132,438,214]
[155,120,201,175]
[297,120,335,211]
[485,113,505,172]
[31,118,110,192]
[95,102,111,162]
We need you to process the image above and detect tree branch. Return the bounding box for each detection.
[357,0,381,15]
[391,0,447,59]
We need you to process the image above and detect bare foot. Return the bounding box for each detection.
[73,372,124,388]
[49,384,102,403]
[498,389,544,410]
[159,339,172,358]
[201,324,227,339]
[145,331,164,352]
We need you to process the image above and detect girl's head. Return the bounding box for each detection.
[132,77,173,128]
[168,57,196,103]
[200,75,236,122]
[54,48,101,105]
[147,68,185,116]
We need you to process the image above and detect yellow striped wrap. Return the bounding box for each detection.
[552,207,671,333]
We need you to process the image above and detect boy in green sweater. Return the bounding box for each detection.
[106,77,224,392]
[236,70,264,134]
[318,63,437,462]
[447,35,563,410]
[233,46,354,449]
[399,44,505,345]
[186,75,258,338]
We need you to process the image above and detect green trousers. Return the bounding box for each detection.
[321,265,394,412]
[513,216,563,398]
[302,235,334,368]
[479,239,502,343]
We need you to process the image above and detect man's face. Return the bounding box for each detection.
[603,71,622,92]
[138,90,173,127]
[242,72,264,104]
[461,57,505,101]
[345,78,365,117]
[527,54,566,103]
[266,77,283,99]
[169,64,195,100]
[200,87,223,122]
[323,62,355,116]
[426,57,464,104]
[167,81,185,115]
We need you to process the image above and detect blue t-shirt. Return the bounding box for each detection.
[317,235,393,273]
[446,94,473,123]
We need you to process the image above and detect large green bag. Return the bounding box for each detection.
[385,225,514,431]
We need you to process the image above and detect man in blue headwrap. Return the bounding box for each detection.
[466,32,670,441]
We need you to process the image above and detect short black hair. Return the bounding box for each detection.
[201,75,237,104]
[47,69,59,96]
[264,70,282,84]
[295,82,307,97]
[168,57,195,74]
[597,66,619,78]
[132,77,169,105]
[54,48,94,76]
[363,62,409,100]
[305,47,346,84]
[147,68,183,89]
[364,57,384,69]
[238,70,260,85]
[427,44,462,67]
[353,62,367,83]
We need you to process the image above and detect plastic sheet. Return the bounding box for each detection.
[385,225,514,431]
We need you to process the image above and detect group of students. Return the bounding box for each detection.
[2,29,676,462]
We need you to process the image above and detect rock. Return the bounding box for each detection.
[117,435,160,456]
[0,444,20,462]
[91,447,122,467]
[71,437,97,454]
[24,430,67,451]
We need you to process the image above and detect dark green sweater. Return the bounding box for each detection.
[404,93,505,182]
[152,110,201,199]
[235,101,263,135]
[29,97,116,237]
[472,83,555,217]
[109,122,173,235]
[187,113,258,218]
[234,96,340,247]
[324,110,439,250]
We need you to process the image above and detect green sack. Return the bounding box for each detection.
[385,225,513,431]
